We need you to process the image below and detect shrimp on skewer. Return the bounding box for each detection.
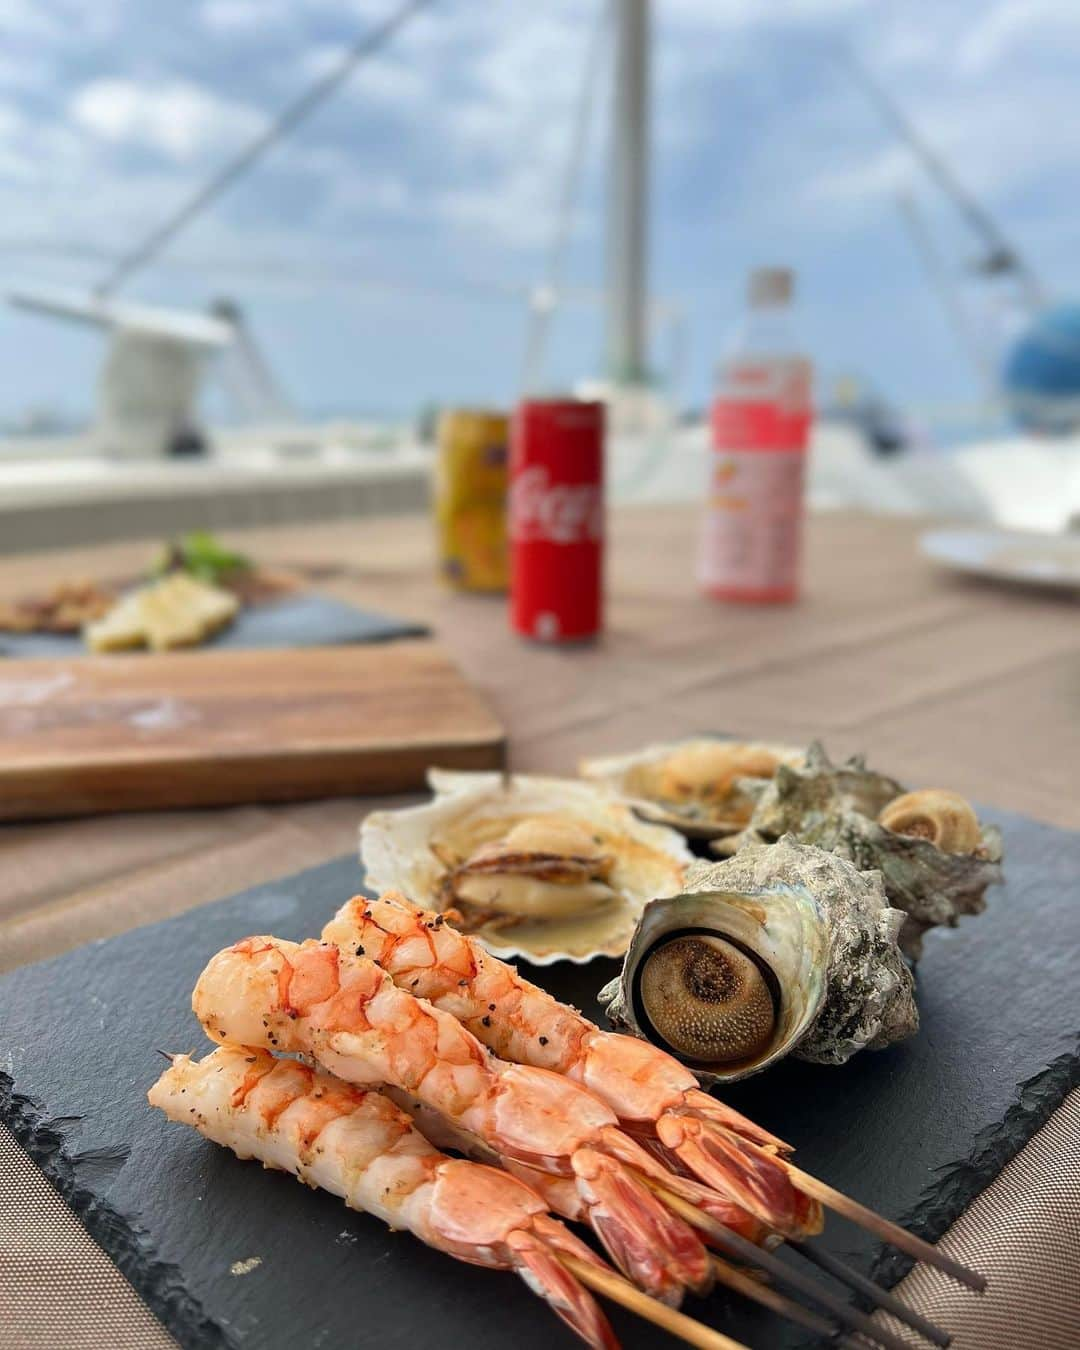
[317,896,987,1301]
[192,936,715,1306]
[387,1088,764,1259]
[322,893,822,1239]
[148,1046,619,1350]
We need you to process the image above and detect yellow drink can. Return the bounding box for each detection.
[434,408,510,591]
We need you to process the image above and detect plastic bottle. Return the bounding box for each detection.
[699,267,812,603]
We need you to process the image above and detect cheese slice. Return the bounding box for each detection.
[84,591,150,652]
[83,574,239,653]
[139,574,238,650]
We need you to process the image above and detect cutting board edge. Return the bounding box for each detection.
[0,637,508,820]
[0,718,507,775]
[0,733,508,822]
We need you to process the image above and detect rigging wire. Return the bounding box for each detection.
[894,189,994,396]
[840,42,1044,312]
[2,236,626,309]
[94,0,438,299]
[520,0,611,394]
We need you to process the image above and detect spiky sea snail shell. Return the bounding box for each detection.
[598,837,918,1083]
[637,935,778,1064]
[718,743,1004,958]
[878,789,982,855]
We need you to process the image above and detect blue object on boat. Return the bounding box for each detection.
[1003,304,1080,432]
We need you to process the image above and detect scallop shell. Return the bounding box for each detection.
[720,742,1004,958]
[579,739,805,841]
[360,770,694,965]
[598,836,918,1083]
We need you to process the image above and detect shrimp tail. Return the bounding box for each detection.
[599,1119,772,1246]
[682,1089,794,1154]
[507,1217,621,1350]
[656,1113,824,1239]
[571,1146,713,1306]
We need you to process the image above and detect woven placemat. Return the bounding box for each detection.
[0,1123,175,1350]
[872,1087,1080,1349]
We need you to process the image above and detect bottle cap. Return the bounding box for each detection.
[748,267,793,307]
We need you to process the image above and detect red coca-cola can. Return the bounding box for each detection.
[509,398,604,642]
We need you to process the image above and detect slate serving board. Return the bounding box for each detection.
[0,592,428,658]
[2,805,1078,1350]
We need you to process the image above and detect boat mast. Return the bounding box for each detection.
[607,0,651,385]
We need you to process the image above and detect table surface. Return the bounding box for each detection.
[2,506,1078,1350]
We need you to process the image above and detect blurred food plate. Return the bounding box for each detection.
[920,526,1080,593]
[0,592,428,658]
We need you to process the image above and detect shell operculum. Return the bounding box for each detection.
[600,838,918,1083]
[633,928,781,1068]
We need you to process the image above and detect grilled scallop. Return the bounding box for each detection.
[361,771,692,964]
[580,739,804,841]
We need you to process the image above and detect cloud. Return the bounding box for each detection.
[665,0,867,27]
[0,0,70,41]
[200,0,267,32]
[70,78,265,162]
[956,0,1080,75]
[805,40,1080,224]
[809,145,913,206]
[300,42,427,110]
[3,0,1080,420]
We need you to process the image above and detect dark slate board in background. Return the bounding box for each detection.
[0,593,428,658]
[2,805,1078,1350]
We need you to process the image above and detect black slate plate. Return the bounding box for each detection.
[0,593,427,658]
[2,805,1078,1350]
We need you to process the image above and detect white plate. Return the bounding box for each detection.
[920,527,1080,593]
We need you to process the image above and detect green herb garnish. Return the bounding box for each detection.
[152,532,252,585]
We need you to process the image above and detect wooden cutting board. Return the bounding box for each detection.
[0,640,505,820]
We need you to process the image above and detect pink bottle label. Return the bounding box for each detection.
[710,396,812,452]
[700,395,807,599]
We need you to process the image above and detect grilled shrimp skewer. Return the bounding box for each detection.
[323,892,824,1237]
[321,896,987,1295]
[149,1046,618,1350]
[193,936,719,1305]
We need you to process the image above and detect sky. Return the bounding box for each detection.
[1,0,1078,427]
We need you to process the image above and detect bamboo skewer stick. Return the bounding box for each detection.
[783,1164,987,1293]
[646,1182,916,1350]
[714,1120,986,1292]
[557,1254,750,1350]
[792,1239,952,1346]
[709,1253,849,1344]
